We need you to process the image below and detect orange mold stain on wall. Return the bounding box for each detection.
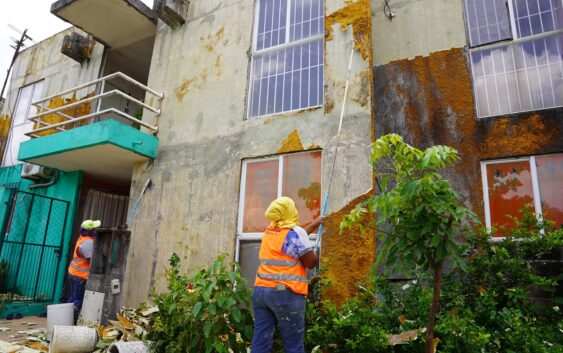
[321,190,376,306]
[277,129,305,153]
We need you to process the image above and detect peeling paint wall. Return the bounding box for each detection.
[373,47,563,220]
[0,28,104,160]
[123,0,376,306]
[0,114,12,162]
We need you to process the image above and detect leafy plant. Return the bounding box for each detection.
[148,254,254,353]
[341,134,476,352]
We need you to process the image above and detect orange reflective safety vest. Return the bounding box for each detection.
[255,227,308,295]
[67,235,93,280]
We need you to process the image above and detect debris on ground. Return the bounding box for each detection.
[93,305,157,352]
[0,339,44,352]
[387,328,426,346]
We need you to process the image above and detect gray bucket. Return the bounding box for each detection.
[46,303,74,341]
[49,325,97,353]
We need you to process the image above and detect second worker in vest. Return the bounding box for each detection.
[251,197,322,353]
[67,219,101,320]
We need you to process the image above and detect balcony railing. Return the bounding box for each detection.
[26,72,164,137]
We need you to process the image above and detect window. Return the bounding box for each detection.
[464,0,563,118]
[3,81,43,166]
[481,154,563,234]
[248,0,324,118]
[237,150,321,284]
[238,150,321,236]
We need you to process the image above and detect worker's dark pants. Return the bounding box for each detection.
[67,275,87,319]
[251,286,305,353]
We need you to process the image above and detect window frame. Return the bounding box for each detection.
[465,0,563,118]
[247,0,325,119]
[480,153,563,237]
[3,80,44,166]
[237,150,322,241]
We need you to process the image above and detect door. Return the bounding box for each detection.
[0,189,69,302]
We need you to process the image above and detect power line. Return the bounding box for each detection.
[1,25,34,99]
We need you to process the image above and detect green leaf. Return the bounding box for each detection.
[232,307,242,323]
[203,322,212,338]
[430,234,441,247]
[192,301,203,319]
[208,304,217,314]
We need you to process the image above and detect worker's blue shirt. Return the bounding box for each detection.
[281,226,313,259]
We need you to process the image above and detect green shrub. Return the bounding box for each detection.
[306,207,562,353]
[148,254,254,353]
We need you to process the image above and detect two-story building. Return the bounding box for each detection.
[0,0,560,316]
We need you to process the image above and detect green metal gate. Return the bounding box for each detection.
[0,189,69,302]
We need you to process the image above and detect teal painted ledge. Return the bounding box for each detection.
[18,119,158,161]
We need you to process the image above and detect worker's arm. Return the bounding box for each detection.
[300,249,319,269]
[299,216,323,269]
[303,216,323,235]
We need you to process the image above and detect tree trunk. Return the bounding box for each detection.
[425,262,443,353]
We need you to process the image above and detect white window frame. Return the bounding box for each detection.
[237,150,322,240]
[481,154,563,238]
[466,0,563,118]
[247,0,325,119]
[3,80,44,166]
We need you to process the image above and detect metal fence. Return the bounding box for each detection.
[0,189,69,302]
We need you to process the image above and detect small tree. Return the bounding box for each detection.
[341,134,476,353]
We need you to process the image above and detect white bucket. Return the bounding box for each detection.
[47,303,74,341]
[109,341,149,353]
[49,325,97,353]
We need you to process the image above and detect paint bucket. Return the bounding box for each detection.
[49,325,97,353]
[46,303,74,341]
[108,341,149,353]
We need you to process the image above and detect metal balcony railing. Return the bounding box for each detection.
[26,72,164,137]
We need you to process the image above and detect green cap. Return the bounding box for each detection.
[81,220,101,230]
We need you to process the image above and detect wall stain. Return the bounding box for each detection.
[374,47,563,220]
[277,129,304,153]
[322,190,376,306]
[34,91,96,136]
[352,70,370,107]
[326,0,372,61]
[175,79,195,102]
[0,114,12,160]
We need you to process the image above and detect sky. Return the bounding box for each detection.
[0,0,154,99]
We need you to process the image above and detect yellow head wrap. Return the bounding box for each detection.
[265,197,299,229]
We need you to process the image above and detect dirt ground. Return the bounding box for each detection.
[0,316,46,343]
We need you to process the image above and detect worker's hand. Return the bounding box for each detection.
[304,216,323,234]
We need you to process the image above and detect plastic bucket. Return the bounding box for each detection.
[47,303,74,341]
[109,341,149,353]
[49,325,97,353]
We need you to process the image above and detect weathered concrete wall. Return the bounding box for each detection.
[123,0,376,306]
[371,0,562,223]
[371,0,467,66]
[0,27,104,147]
[373,47,563,220]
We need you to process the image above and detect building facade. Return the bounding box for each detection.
[0,0,560,315]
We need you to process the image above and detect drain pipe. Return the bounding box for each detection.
[28,170,59,190]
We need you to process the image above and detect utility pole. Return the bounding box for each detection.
[1,25,34,100]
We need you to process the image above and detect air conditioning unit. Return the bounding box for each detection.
[21,163,56,180]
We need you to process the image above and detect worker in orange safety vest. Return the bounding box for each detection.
[67,219,101,318]
[251,197,322,353]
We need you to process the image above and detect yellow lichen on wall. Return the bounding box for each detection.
[322,190,376,306]
[33,91,95,136]
[277,129,305,153]
[326,0,373,61]
[0,114,12,160]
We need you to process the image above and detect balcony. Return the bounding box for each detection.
[18,72,163,182]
